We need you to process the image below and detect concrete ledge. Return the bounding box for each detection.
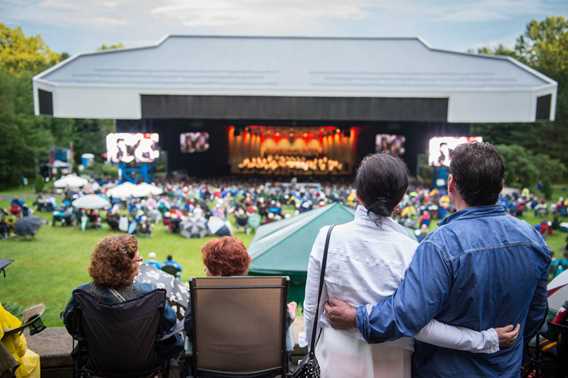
[26,327,73,378]
[24,324,309,377]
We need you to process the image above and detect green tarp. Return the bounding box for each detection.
[248,203,355,304]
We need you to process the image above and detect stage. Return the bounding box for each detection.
[115,119,471,177]
[33,35,556,179]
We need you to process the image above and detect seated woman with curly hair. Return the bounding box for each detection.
[62,235,183,359]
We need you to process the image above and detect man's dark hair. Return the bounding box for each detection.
[449,142,504,206]
[354,153,408,218]
[167,254,173,261]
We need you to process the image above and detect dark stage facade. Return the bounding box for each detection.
[117,117,471,177]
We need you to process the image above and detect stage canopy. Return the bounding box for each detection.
[248,203,354,303]
[34,35,556,124]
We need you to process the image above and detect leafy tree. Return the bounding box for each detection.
[97,43,125,51]
[473,16,568,177]
[496,145,538,188]
[0,70,54,186]
[0,24,115,188]
[472,45,518,59]
[515,16,568,79]
[0,23,62,75]
[496,144,566,198]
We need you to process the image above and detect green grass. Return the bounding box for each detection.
[1,186,567,327]
[0,188,253,326]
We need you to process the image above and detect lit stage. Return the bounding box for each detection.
[228,125,357,175]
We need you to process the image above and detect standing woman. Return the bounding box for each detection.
[303,154,516,378]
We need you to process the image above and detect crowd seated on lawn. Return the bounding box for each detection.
[1,176,568,244]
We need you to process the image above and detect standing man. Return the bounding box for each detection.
[325,143,550,377]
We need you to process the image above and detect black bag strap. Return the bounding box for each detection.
[309,224,335,353]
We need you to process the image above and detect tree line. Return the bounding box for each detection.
[0,18,567,193]
[471,16,568,196]
[0,23,114,188]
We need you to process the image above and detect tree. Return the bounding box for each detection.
[473,17,568,176]
[496,144,566,198]
[0,23,62,75]
[0,70,54,186]
[515,16,568,80]
[0,24,115,188]
[97,43,125,51]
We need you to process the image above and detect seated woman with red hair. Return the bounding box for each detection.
[185,237,296,353]
[201,236,251,277]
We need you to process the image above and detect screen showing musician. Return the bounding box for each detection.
[106,133,159,164]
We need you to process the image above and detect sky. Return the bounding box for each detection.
[1,0,567,55]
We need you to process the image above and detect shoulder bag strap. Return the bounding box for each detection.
[309,224,335,353]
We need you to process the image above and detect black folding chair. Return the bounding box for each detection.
[68,288,171,378]
[189,276,289,378]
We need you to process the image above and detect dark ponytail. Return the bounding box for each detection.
[366,197,391,218]
[354,153,408,222]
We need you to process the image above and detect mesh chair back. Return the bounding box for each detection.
[72,288,166,378]
[190,276,288,377]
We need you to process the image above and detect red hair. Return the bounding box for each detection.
[201,237,251,276]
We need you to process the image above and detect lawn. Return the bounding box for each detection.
[0,189,253,326]
[1,186,567,327]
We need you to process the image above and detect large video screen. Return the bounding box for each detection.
[376,134,405,156]
[180,132,210,153]
[428,136,483,167]
[106,133,159,164]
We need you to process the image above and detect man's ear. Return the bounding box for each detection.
[448,175,456,194]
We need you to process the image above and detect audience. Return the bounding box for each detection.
[144,251,162,270]
[161,254,183,277]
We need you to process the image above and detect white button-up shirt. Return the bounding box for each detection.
[303,205,498,353]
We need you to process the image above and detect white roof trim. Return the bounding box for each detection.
[35,34,557,88]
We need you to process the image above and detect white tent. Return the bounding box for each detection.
[548,270,568,292]
[549,285,568,312]
[136,183,163,197]
[107,182,138,199]
[72,194,110,209]
[548,270,568,312]
[54,174,88,189]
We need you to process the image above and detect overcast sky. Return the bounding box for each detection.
[1,0,566,54]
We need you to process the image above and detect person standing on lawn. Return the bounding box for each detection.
[325,142,551,377]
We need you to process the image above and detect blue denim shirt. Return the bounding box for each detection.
[356,205,551,378]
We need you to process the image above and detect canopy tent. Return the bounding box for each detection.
[248,203,354,304]
[53,174,88,189]
[107,182,163,199]
[106,182,138,199]
[72,194,110,210]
